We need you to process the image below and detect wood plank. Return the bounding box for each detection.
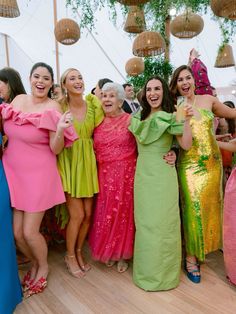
[15,245,236,314]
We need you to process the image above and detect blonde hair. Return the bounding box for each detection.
[59,68,80,112]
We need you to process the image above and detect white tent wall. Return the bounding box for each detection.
[0,0,235,98]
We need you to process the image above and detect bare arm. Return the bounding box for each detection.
[176,120,192,150]
[176,104,193,150]
[49,111,73,154]
[212,97,236,119]
[217,139,236,153]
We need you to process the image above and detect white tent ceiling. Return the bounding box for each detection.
[0,0,235,101]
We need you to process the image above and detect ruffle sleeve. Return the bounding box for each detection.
[129,111,183,145]
[85,94,104,127]
[0,103,78,147]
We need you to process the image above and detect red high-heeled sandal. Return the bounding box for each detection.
[24,277,47,298]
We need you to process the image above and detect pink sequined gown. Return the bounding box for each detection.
[223,167,236,285]
[89,113,136,262]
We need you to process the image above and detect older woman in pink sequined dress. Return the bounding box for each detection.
[89,83,136,272]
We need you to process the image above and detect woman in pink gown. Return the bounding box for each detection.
[217,138,236,286]
[1,62,77,297]
[89,82,136,272]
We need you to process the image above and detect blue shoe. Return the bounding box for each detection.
[184,259,201,284]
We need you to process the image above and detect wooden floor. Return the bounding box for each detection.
[15,245,236,314]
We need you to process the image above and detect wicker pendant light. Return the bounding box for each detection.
[170,11,204,39]
[133,31,165,57]
[215,44,235,68]
[117,0,149,5]
[210,0,236,20]
[0,0,20,18]
[125,57,144,76]
[54,18,80,45]
[124,6,146,33]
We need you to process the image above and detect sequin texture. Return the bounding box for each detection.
[178,108,222,261]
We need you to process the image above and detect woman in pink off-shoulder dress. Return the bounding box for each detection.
[1,62,77,297]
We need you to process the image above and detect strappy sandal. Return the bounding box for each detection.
[21,270,35,292]
[24,276,48,298]
[185,258,201,284]
[76,249,91,272]
[117,260,129,273]
[64,255,85,278]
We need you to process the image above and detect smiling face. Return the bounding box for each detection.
[101,89,122,116]
[64,70,84,96]
[0,80,9,102]
[30,66,53,98]
[146,79,163,113]
[176,69,195,97]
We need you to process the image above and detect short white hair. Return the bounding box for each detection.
[102,82,125,101]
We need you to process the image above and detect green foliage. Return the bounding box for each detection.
[66,0,236,41]
[127,56,174,92]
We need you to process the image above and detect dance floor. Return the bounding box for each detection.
[15,245,236,314]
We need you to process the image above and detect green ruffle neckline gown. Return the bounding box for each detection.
[129,110,183,291]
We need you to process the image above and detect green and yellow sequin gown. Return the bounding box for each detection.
[178,107,222,262]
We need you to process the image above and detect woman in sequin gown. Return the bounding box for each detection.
[169,65,236,283]
[89,83,136,272]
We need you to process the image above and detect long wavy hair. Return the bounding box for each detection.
[140,76,175,121]
[169,65,194,103]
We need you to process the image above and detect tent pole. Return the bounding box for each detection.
[4,34,10,66]
[53,0,60,83]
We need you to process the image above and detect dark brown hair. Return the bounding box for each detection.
[140,76,175,120]
[169,65,194,102]
[0,67,26,103]
[30,62,54,98]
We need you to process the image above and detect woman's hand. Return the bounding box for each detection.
[216,133,232,142]
[189,48,200,64]
[57,111,73,130]
[163,150,176,166]
[184,104,194,121]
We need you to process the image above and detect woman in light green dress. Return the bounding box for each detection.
[129,76,193,291]
[57,68,104,278]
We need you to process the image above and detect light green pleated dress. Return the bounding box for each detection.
[58,94,104,198]
[129,110,184,291]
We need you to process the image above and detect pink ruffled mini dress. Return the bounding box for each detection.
[0,103,78,212]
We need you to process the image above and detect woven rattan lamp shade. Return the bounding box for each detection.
[170,12,204,39]
[124,6,146,33]
[133,31,165,57]
[125,57,144,76]
[215,44,235,68]
[211,0,236,20]
[117,0,149,5]
[54,18,80,45]
[0,0,20,18]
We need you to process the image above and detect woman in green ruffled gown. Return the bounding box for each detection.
[129,76,193,291]
[57,68,104,278]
